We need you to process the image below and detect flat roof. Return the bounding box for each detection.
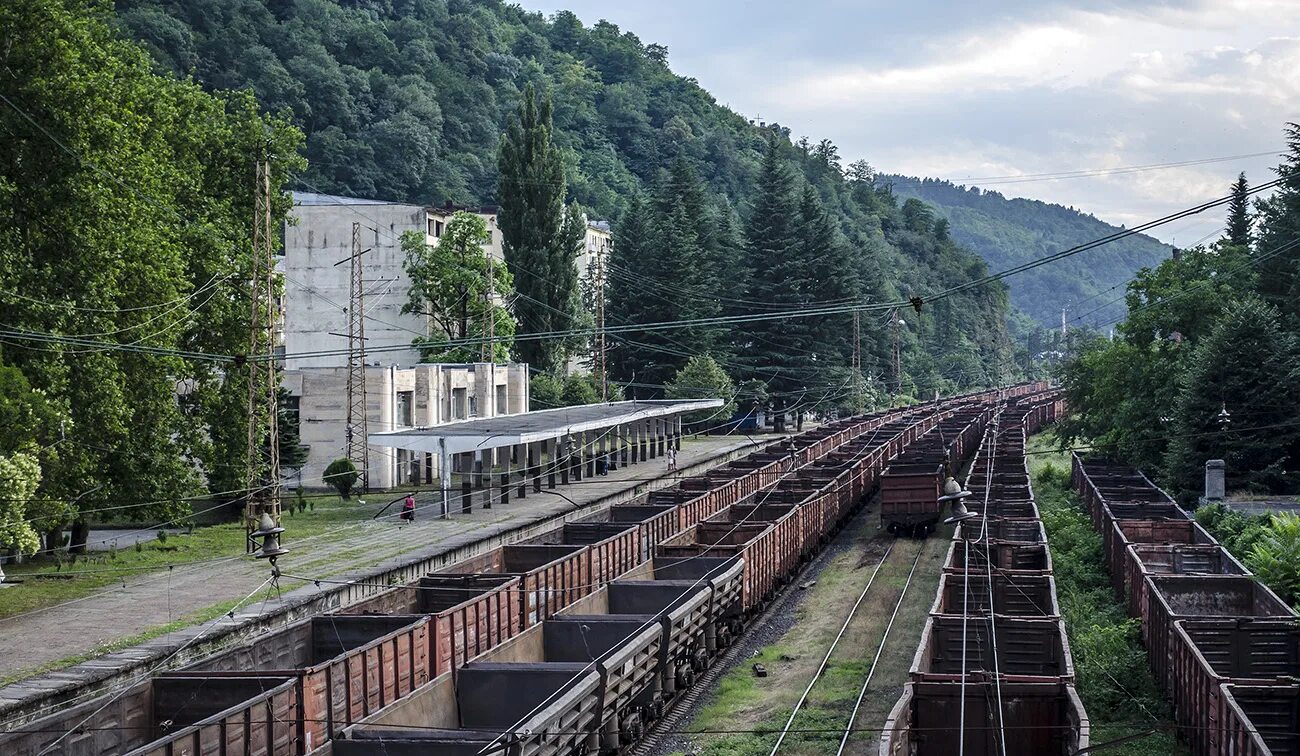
[369,399,723,456]
[292,191,404,207]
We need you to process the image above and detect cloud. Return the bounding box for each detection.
[517,0,1299,245]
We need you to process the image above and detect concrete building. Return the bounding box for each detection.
[283,362,529,491]
[281,192,609,372]
[280,192,504,370]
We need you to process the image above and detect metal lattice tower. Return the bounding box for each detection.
[244,157,281,548]
[344,222,370,491]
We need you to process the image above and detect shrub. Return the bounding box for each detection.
[324,458,360,499]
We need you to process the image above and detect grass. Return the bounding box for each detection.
[1028,430,1188,756]
[0,493,368,620]
[682,517,948,756]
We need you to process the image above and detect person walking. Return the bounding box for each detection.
[667,446,678,474]
[401,493,416,523]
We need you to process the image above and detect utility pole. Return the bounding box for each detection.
[344,222,370,492]
[244,156,281,549]
[851,309,863,414]
[481,247,495,363]
[593,242,608,401]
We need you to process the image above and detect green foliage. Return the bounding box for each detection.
[1033,461,1179,753]
[665,355,737,424]
[560,373,599,407]
[118,0,1019,400]
[1245,512,1300,606]
[0,0,303,539]
[1254,124,1300,323]
[1226,172,1252,248]
[0,453,42,556]
[402,213,516,363]
[498,85,582,373]
[1163,297,1300,499]
[1195,503,1273,557]
[1057,244,1269,482]
[323,458,359,499]
[889,175,1172,326]
[277,388,309,473]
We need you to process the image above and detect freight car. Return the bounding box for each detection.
[881,391,1088,755]
[328,556,743,756]
[2,675,300,756]
[5,386,1047,756]
[880,407,991,536]
[1073,454,1300,756]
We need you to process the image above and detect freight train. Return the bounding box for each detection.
[2,383,1051,756]
[880,391,1090,756]
[1073,456,1299,756]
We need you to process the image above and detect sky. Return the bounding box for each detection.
[518,0,1300,246]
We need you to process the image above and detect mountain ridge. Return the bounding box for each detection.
[884,174,1173,326]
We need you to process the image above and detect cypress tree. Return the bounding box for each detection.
[1226,172,1251,247]
[497,84,575,373]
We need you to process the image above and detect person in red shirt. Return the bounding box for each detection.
[401,493,416,522]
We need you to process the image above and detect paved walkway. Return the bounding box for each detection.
[0,435,758,685]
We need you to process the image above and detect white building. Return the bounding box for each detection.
[283,362,529,490]
[280,192,505,370]
[277,192,611,490]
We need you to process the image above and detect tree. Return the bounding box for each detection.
[1226,172,1251,247]
[1255,123,1300,323]
[0,0,302,549]
[402,213,516,363]
[1163,296,1300,500]
[323,458,360,500]
[497,84,580,373]
[0,453,42,557]
[734,137,805,401]
[606,193,653,384]
[666,355,737,424]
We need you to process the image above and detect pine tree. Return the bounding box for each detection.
[606,193,653,384]
[1226,172,1251,247]
[797,183,858,369]
[1164,296,1300,500]
[497,84,575,373]
[736,137,805,404]
[1255,124,1300,323]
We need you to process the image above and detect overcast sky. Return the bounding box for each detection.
[518,0,1299,246]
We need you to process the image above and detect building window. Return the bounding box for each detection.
[485,230,493,244]
[469,394,479,418]
[453,387,468,419]
[396,391,414,427]
[496,384,507,416]
[434,220,445,238]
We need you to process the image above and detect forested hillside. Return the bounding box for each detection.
[888,176,1172,325]
[115,0,1019,394]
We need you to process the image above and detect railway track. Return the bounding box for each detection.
[4,384,1054,756]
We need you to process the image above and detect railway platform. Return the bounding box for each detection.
[0,434,766,729]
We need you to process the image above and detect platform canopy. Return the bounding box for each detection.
[368,399,723,457]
